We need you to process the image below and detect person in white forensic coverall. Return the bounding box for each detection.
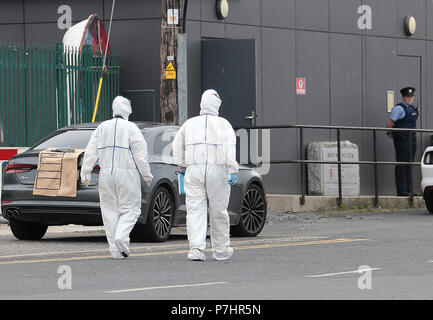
[172,89,238,261]
[80,96,153,259]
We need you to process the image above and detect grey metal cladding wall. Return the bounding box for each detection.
[295,30,330,143]
[364,0,398,37]
[295,0,329,31]
[364,0,425,38]
[330,0,362,34]
[427,43,433,136]
[0,1,23,24]
[102,0,161,19]
[186,20,202,119]
[201,22,225,39]
[185,0,200,21]
[101,0,161,109]
[200,0,224,23]
[365,37,397,133]
[224,0,261,26]
[24,0,104,24]
[428,0,433,40]
[0,1,24,41]
[0,25,24,43]
[109,19,161,92]
[262,28,295,127]
[25,23,66,44]
[329,34,364,192]
[261,27,299,193]
[396,0,426,39]
[364,37,398,195]
[261,0,295,29]
[330,34,363,129]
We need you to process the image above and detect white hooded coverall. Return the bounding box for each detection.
[81,96,153,259]
[172,89,238,258]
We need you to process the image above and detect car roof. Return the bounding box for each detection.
[27,122,180,152]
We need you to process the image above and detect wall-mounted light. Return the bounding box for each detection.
[216,0,229,20]
[404,15,416,36]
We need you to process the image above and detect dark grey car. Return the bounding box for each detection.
[1,122,267,242]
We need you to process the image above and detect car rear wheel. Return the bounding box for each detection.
[9,220,48,240]
[131,186,174,242]
[231,184,267,237]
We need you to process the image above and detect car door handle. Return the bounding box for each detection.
[245,111,257,120]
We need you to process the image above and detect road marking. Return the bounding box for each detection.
[225,238,368,252]
[0,236,326,260]
[105,282,228,294]
[0,254,112,265]
[305,267,381,278]
[0,249,113,260]
[0,238,368,265]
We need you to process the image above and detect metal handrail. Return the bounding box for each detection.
[235,124,433,133]
[234,124,433,207]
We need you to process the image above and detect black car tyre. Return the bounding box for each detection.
[425,199,433,213]
[9,220,48,240]
[231,184,267,237]
[131,186,174,242]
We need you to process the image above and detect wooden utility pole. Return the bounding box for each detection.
[160,0,181,124]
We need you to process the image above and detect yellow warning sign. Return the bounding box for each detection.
[165,62,176,79]
[166,62,175,71]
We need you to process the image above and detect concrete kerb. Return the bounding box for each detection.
[266,194,425,213]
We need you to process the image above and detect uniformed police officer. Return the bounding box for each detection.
[386,87,418,196]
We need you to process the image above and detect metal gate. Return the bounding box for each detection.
[0,42,120,147]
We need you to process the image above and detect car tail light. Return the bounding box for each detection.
[4,163,35,174]
[91,165,100,174]
[426,186,433,191]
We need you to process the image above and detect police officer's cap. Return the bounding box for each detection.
[400,87,416,97]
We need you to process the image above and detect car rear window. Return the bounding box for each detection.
[31,130,94,150]
[153,130,178,155]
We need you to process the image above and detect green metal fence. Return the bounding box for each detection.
[0,42,120,147]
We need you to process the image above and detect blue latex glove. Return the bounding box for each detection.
[178,168,186,195]
[227,173,237,186]
[179,173,185,194]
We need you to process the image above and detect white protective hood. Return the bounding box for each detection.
[112,96,132,120]
[199,89,222,116]
[62,16,91,49]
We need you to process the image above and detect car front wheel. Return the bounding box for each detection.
[9,220,48,240]
[425,199,433,213]
[231,184,267,237]
[131,186,174,242]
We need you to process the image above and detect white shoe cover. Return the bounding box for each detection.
[111,251,125,260]
[212,247,233,261]
[115,239,130,257]
[187,248,206,261]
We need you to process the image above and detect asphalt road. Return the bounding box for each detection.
[1,208,433,300]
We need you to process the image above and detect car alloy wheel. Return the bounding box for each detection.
[152,189,173,239]
[131,186,174,242]
[231,184,267,237]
